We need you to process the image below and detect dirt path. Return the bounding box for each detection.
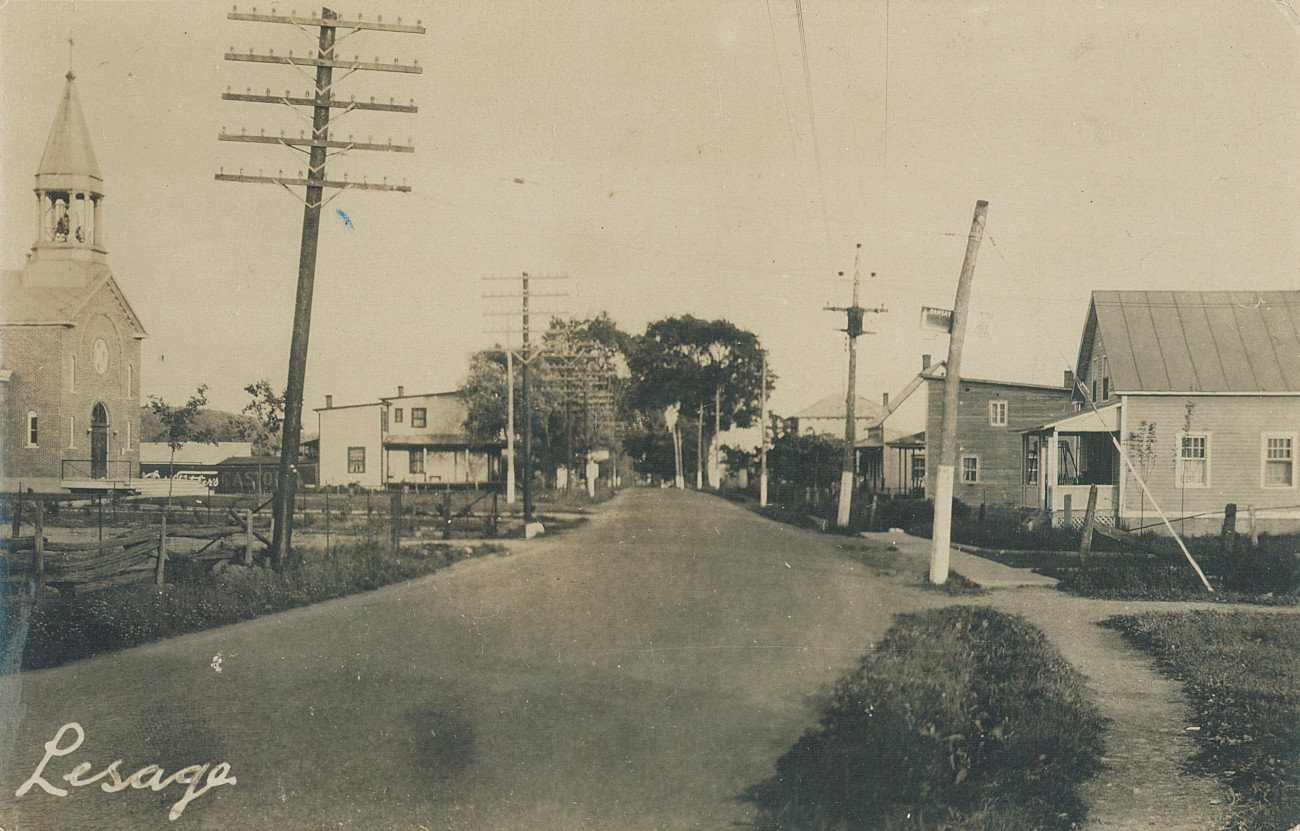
[857,530,1300,830]
[985,589,1231,831]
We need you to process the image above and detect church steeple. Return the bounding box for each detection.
[32,69,106,265]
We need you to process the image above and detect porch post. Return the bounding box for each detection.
[1047,428,1059,519]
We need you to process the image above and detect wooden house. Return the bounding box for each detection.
[1022,291,1300,533]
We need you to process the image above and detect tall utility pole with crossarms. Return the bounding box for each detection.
[217,7,424,565]
[826,245,886,528]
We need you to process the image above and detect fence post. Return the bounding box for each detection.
[1079,484,1098,565]
[389,489,402,554]
[1063,494,1073,528]
[867,494,878,533]
[10,490,22,538]
[1249,505,1259,547]
[324,488,331,558]
[32,499,45,595]
[1221,503,1237,555]
[244,509,254,567]
[156,510,167,586]
[443,488,452,540]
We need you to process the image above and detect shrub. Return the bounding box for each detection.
[746,606,1106,831]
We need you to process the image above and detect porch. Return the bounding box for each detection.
[1023,405,1121,528]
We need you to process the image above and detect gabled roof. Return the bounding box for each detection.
[793,393,884,421]
[920,361,1070,392]
[37,72,103,189]
[1,268,147,336]
[1082,290,1300,393]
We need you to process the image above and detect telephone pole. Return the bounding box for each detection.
[930,200,989,585]
[759,350,769,507]
[483,273,568,523]
[217,6,424,566]
[826,245,886,528]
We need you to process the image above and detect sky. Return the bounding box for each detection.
[3,0,1300,427]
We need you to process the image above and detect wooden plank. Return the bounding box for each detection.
[0,538,36,553]
[47,529,159,551]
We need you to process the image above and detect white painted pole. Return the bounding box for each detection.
[759,351,769,508]
[931,200,988,585]
[505,346,516,504]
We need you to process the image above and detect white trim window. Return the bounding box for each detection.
[961,455,980,483]
[26,411,38,447]
[1262,433,1296,488]
[989,400,1008,427]
[1177,432,1210,488]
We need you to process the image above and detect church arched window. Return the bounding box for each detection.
[26,412,38,447]
[70,353,76,392]
[126,362,134,398]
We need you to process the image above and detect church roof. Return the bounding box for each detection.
[37,72,103,189]
[1,267,147,337]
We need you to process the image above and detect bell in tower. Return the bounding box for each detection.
[30,68,106,282]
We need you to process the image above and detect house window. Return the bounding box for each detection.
[989,400,1008,426]
[1177,433,1209,487]
[911,454,926,481]
[1263,434,1295,488]
[961,456,979,483]
[26,412,38,447]
[394,408,403,424]
[347,446,366,474]
[69,416,77,449]
[411,408,427,429]
[1101,357,1111,401]
[70,354,76,392]
[409,449,424,474]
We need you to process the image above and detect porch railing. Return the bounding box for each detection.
[60,459,136,481]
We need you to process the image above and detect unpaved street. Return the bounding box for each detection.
[1,489,902,830]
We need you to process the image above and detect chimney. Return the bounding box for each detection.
[1064,370,1075,390]
[397,385,405,398]
[882,392,890,409]
[922,354,932,370]
[325,395,333,409]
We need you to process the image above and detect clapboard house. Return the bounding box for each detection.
[1023,290,1300,532]
[1,70,146,493]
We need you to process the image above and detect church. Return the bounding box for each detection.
[1,69,147,493]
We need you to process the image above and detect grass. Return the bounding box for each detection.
[2,539,506,671]
[843,541,987,596]
[1103,611,1300,831]
[745,606,1106,831]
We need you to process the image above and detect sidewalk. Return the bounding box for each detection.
[858,530,1058,588]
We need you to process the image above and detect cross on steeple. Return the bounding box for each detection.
[67,34,75,78]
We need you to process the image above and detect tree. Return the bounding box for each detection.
[240,379,285,455]
[147,385,217,504]
[628,316,769,486]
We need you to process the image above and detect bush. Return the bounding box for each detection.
[745,606,1106,831]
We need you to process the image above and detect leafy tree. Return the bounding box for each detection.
[147,385,217,504]
[240,379,285,455]
[627,316,771,484]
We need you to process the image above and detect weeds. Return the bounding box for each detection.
[1104,611,1300,831]
[7,541,505,671]
[745,606,1106,831]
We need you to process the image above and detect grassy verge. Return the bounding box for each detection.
[3,540,506,671]
[844,541,987,596]
[745,606,1106,831]
[1103,611,1300,831]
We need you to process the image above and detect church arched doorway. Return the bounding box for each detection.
[91,403,109,479]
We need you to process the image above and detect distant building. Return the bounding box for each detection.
[910,362,1074,506]
[1,70,146,493]
[139,441,253,490]
[316,388,503,489]
[790,394,883,438]
[1023,290,1300,532]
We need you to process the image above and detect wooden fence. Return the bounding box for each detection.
[2,500,267,595]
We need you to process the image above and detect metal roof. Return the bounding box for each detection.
[37,72,103,190]
[792,394,884,421]
[1085,290,1300,393]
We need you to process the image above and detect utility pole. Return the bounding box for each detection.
[713,386,721,489]
[483,273,568,523]
[505,346,515,503]
[759,350,769,507]
[696,404,704,490]
[826,245,886,528]
[218,6,424,566]
[930,200,989,585]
